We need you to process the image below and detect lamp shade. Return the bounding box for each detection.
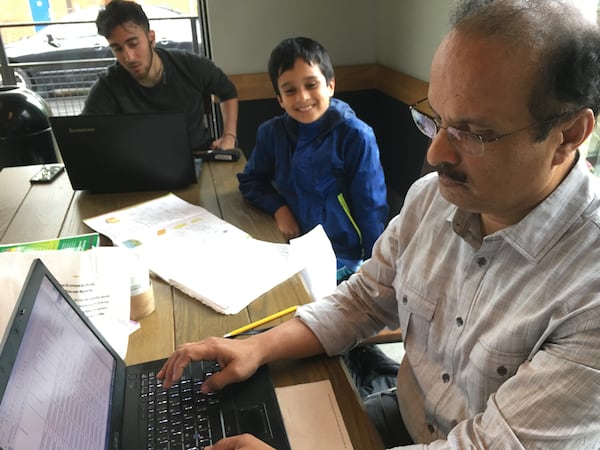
[0,85,58,169]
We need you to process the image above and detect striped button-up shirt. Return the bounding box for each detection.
[298,157,600,449]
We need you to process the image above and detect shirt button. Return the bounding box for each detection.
[477,257,487,267]
[455,317,464,327]
[402,295,408,305]
[497,366,508,376]
[427,424,435,433]
[442,373,450,383]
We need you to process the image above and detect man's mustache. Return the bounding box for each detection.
[432,163,467,183]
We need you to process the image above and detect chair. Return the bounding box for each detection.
[343,328,403,406]
[203,93,216,131]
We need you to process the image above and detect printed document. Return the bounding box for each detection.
[84,193,318,314]
[0,247,134,358]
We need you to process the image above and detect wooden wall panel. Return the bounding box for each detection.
[229,64,428,103]
[228,72,274,102]
[374,66,428,105]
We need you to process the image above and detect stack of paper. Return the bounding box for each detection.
[0,246,136,358]
[84,194,334,315]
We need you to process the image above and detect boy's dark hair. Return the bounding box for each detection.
[452,0,600,141]
[268,37,335,96]
[96,0,150,39]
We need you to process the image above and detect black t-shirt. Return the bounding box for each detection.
[82,48,237,150]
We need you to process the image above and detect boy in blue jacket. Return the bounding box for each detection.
[238,37,388,282]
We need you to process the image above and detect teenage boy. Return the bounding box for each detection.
[238,37,388,282]
[82,0,238,151]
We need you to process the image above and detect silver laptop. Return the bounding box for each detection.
[0,259,291,450]
[50,112,198,193]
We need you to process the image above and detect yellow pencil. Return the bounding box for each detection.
[223,305,298,338]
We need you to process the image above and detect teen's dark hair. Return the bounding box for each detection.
[452,0,600,141]
[268,37,335,96]
[96,0,150,38]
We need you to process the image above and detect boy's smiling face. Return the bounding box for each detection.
[276,58,335,124]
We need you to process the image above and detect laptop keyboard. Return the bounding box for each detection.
[139,361,228,450]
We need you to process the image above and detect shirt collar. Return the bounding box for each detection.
[451,155,600,261]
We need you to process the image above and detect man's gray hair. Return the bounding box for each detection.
[451,0,600,139]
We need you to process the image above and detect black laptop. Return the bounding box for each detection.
[50,112,198,193]
[0,259,290,450]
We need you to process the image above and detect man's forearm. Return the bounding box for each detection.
[220,98,239,138]
[252,317,325,366]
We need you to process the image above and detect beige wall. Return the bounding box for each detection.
[206,0,378,75]
[376,0,452,81]
[206,0,454,83]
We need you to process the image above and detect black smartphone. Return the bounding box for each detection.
[30,163,65,184]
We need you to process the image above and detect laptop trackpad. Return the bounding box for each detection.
[224,404,272,441]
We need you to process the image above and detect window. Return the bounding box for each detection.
[574,0,600,174]
[0,2,203,115]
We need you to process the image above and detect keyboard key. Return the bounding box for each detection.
[139,361,231,449]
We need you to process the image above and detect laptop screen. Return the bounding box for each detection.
[0,275,116,450]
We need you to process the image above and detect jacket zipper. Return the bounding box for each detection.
[337,193,364,257]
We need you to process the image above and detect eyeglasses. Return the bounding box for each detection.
[409,97,547,157]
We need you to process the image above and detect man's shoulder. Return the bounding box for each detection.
[160,48,210,66]
[160,48,228,85]
[580,174,600,229]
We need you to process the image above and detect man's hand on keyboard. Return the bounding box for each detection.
[206,433,275,450]
[157,336,261,390]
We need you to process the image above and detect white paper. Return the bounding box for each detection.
[84,193,305,314]
[290,224,337,301]
[170,236,303,314]
[0,247,134,358]
[84,193,249,283]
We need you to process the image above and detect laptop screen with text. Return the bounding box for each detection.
[0,274,116,449]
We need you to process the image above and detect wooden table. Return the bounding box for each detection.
[0,160,384,450]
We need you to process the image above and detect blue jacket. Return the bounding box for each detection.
[238,98,388,263]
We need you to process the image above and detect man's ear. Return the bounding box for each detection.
[277,95,284,108]
[553,108,595,165]
[148,30,156,47]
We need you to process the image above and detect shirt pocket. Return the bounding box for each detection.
[397,281,437,367]
[466,339,529,411]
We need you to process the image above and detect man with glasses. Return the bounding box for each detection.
[158,1,600,448]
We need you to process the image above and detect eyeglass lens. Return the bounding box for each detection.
[410,108,437,138]
[410,107,483,155]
